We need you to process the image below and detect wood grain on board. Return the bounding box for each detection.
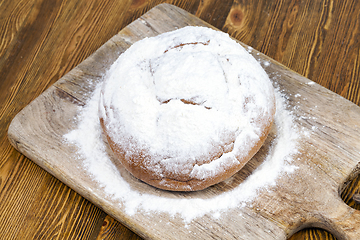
[1,0,359,239]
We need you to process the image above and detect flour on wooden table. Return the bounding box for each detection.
[64,79,300,223]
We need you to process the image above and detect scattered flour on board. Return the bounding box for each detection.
[64,77,300,223]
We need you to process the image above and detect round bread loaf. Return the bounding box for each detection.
[99,26,276,191]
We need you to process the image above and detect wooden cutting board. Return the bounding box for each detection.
[7,3,360,240]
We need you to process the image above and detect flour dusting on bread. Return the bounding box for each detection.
[99,26,276,191]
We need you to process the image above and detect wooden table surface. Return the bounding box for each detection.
[1,0,359,239]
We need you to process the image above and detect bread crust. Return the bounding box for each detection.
[99,26,276,191]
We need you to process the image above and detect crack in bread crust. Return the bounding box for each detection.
[164,40,210,53]
[157,97,212,110]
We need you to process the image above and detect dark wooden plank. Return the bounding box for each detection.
[1,0,359,239]
[0,0,36,62]
[0,0,132,239]
[289,228,337,240]
[96,215,141,240]
[0,146,107,239]
[7,3,360,239]
[223,0,360,106]
[0,0,234,239]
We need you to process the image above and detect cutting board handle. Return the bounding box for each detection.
[317,196,360,240]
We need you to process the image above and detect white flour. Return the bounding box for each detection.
[64,26,300,224]
[99,26,276,189]
[64,80,299,223]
